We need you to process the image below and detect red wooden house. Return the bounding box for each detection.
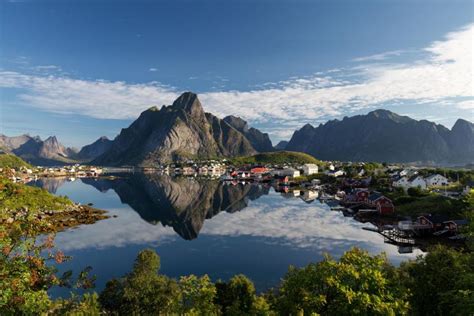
[367,192,395,215]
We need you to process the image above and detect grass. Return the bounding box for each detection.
[0,177,72,214]
[0,154,33,170]
[231,151,321,166]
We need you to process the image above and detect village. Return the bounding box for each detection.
[3,156,472,252]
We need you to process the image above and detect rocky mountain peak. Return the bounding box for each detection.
[172,92,204,117]
[223,115,249,132]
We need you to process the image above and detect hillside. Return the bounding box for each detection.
[0,153,33,169]
[231,151,320,165]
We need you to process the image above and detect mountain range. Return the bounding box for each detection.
[284,109,473,164]
[1,92,472,165]
[0,134,77,166]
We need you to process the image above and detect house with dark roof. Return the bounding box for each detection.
[417,214,450,231]
[367,192,395,215]
[443,219,469,232]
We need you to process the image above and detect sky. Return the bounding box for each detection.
[0,0,473,148]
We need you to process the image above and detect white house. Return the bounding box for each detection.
[393,176,427,190]
[408,176,427,190]
[392,177,410,189]
[327,170,345,177]
[302,164,318,175]
[328,164,335,171]
[271,168,301,178]
[425,174,449,187]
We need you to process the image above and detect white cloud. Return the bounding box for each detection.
[148,67,158,72]
[0,23,473,140]
[352,50,405,62]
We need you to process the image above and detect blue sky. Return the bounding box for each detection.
[1,0,473,148]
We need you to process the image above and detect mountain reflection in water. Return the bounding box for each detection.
[29,174,424,295]
[80,174,270,240]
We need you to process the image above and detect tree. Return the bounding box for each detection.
[178,275,218,315]
[99,249,180,315]
[275,248,409,315]
[400,245,474,316]
[215,274,270,315]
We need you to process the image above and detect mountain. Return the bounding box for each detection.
[223,115,273,152]
[93,92,263,166]
[81,174,269,240]
[274,140,288,150]
[77,136,113,161]
[286,109,474,164]
[0,134,77,166]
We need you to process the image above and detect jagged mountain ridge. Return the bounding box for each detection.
[285,109,474,164]
[93,92,267,166]
[0,134,77,166]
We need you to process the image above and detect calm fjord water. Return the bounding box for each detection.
[32,175,422,296]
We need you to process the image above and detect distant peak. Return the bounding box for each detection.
[45,136,58,143]
[172,92,204,116]
[147,106,159,112]
[368,109,395,118]
[452,118,474,131]
[301,123,315,130]
[98,136,110,141]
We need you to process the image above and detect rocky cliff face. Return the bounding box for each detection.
[93,92,260,166]
[77,136,113,161]
[223,115,274,152]
[286,109,474,164]
[0,134,77,165]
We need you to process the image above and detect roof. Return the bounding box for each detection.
[303,163,318,168]
[420,214,450,224]
[444,219,469,226]
[426,174,446,180]
[368,192,384,201]
[408,175,423,182]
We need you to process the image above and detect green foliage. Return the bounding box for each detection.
[275,248,409,315]
[462,190,474,250]
[231,151,320,166]
[179,275,218,315]
[0,153,32,170]
[400,245,474,316]
[0,177,72,214]
[393,193,469,217]
[0,213,95,315]
[99,249,181,315]
[407,187,427,197]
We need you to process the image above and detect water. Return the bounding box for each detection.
[30,174,423,296]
